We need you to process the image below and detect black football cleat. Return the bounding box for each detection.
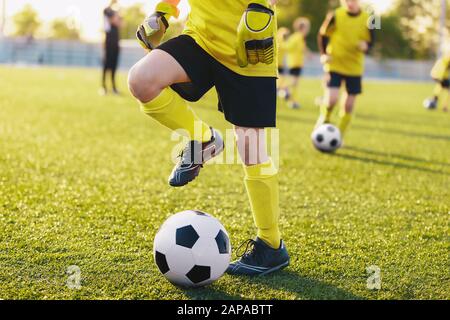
[168,128,224,187]
[226,238,290,276]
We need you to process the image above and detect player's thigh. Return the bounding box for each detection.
[325,73,341,104]
[128,49,190,92]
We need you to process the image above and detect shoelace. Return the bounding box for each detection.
[236,239,258,259]
[178,141,199,165]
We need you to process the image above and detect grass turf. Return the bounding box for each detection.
[0,66,449,300]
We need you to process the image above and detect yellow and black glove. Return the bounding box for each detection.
[136,0,180,51]
[236,1,276,68]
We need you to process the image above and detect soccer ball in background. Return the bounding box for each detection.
[423,98,437,110]
[277,88,290,100]
[153,210,231,288]
[311,124,342,153]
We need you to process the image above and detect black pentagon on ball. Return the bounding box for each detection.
[316,134,324,143]
[186,265,211,284]
[215,230,230,254]
[193,211,208,216]
[330,139,339,148]
[176,225,200,248]
[155,251,170,274]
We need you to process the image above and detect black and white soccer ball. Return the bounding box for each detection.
[423,98,437,110]
[277,88,291,100]
[153,210,231,288]
[311,124,342,153]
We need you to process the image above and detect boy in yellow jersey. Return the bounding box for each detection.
[128,0,290,276]
[284,17,310,109]
[424,53,450,112]
[316,0,375,137]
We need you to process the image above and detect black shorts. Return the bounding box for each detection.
[327,72,362,95]
[157,35,277,128]
[288,67,303,77]
[434,78,450,88]
[103,47,120,70]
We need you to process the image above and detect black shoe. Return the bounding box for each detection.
[226,238,290,276]
[168,128,224,187]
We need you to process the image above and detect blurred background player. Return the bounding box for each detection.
[424,51,450,112]
[316,0,374,137]
[283,17,310,110]
[101,0,122,95]
[276,27,291,103]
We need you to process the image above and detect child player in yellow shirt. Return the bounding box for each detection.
[276,27,291,102]
[424,53,450,112]
[283,17,310,110]
[128,0,290,277]
[316,0,375,137]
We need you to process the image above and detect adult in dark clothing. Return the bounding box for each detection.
[101,0,122,95]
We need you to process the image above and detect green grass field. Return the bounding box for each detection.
[0,66,449,300]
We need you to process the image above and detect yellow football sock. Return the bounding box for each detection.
[140,87,211,142]
[433,84,443,97]
[244,160,280,249]
[317,102,333,127]
[338,111,353,136]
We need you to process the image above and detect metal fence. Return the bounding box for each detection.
[0,37,145,70]
[0,37,435,81]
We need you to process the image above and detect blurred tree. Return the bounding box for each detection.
[13,4,40,37]
[120,3,146,39]
[50,19,80,40]
[276,0,419,59]
[394,0,450,58]
[373,14,415,59]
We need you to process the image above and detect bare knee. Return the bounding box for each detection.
[234,127,269,166]
[128,63,163,103]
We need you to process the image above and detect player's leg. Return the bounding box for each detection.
[235,126,279,246]
[111,50,119,94]
[443,87,449,112]
[316,72,341,127]
[213,65,289,276]
[339,93,357,135]
[286,68,302,109]
[338,75,362,136]
[128,49,211,142]
[432,82,443,104]
[129,42,223,187]
[441,81,449,112]
[226,126,289,276]
[101,65,108,95]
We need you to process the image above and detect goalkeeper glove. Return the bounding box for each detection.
[136,0,180,51]
[236,1,276,68]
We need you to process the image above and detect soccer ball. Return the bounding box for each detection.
[423,98,437,110]
[277,88,290,100]
[311,124,342,153]
[153,210,231,288]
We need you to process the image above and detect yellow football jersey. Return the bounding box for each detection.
[285,32,306,69]
[321,7,371,76]
[431,55,450,81]
[183,0,278,77]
